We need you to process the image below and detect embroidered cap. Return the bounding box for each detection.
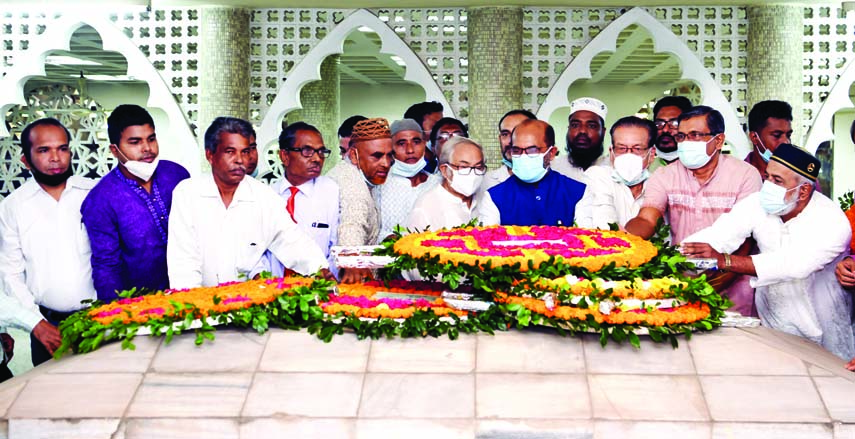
[569,97,608,121]
[350,118,392,142]
[770,143,820,182]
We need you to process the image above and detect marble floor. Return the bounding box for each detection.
[0,326,853,439]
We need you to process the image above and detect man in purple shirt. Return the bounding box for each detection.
[81,105,190,301]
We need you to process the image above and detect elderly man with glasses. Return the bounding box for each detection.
[477,119,590,226]
[257,122,339,277]
[408,136,487,231]
[576,116,658,230]
[625,105,762,316]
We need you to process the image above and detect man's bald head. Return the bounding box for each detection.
[511,119,555,149]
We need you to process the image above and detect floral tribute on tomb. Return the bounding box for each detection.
[57,223,729,356]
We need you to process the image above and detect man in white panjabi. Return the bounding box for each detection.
[682,144,854,359]
[408,136,486,231]
[577,116,658,230]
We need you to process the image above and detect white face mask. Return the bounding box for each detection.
[655,147,680,162]
[391,156,427,178]
[612,151,650,186]
[677,139,716,170]
[446,166,483,197]
[759,180,799,216]
[116,147,160,182]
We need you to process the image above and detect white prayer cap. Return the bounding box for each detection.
[569,97,608,121]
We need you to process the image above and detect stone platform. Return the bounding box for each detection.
[0,326,854,439]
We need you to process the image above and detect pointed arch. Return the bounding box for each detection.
[537,7,750,158]
[0,14,200,174]
[804,57,855,153]
[256,8,452,168]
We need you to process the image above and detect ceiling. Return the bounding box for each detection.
[26,25,142,91]
[588,24,682,86]
[340,30,409,86]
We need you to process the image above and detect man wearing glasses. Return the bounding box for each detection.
[576,116,658,230]
[625,106,761,316]
[651,96,693,166]
[408,136,486,231]
[428,117,468,167]
[266,122,339,274]
[374,119,440,242]
[477,119,589,226]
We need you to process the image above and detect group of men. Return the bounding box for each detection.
[2,93,855,381]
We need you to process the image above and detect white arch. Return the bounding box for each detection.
[537,7,751,158]
[256,8,452,173]
[0,14,200,174]
[804,57,855,153]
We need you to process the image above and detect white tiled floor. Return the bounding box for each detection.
[0,327,853,439]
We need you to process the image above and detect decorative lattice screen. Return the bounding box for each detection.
[0,85,112,199]
[371,8,469,122]
[248,9,346,125]
[521,6,749,126]
[802,5,855,137]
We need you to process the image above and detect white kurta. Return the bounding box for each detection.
[576,165,645,230]
[0,176,97,312]
[480,165,512,193]
[684,191,854,359]
[407,184,479,232]
[373,172,440,242]
[167,175,328,288]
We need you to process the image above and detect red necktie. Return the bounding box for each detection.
[286,186,299,223]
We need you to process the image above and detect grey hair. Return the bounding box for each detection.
[204,116,256,154]
[438,136,483,166]
[795,174,815,193]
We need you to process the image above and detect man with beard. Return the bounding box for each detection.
[651,96,693,166]
[327,118,395,283]
[0,118,95,365]
[167,117,332,288]
[552,97,609,182]
[477,119,589,226]
[481,109,536,191]
[82,105,190,301]
[374,119,440,241]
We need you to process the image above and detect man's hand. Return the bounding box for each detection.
[31,320,62,355]
[680,242,724,266]
[319,268,337,282]
[835,257,855,288]
[339,268,372,284]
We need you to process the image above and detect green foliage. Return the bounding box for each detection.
[839,191,854,211]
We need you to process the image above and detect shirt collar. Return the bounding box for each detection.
[278,177,316,197]
[201,173,254,202]
[18,175,87,202]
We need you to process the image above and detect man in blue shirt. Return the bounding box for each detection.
[81,105,190,301]
[477,119,590,226]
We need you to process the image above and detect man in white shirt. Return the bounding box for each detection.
[375,118,439,241]
[0,294,61,381]
[409,136,486,231]
[167,117,332,288]
[0,118,96,366]
[267,122,339,275]
[552,97,609,182]
[577,116,657,230]
[481,109,536,192]
[682,144,854,359]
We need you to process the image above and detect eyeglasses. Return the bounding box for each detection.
[437,131,465,142]
[612,146,650,154]
[509,145,545,157]
[654,119,680,130]
[674,132,716,142]
[447,163,487,175]
[287,146,332,158]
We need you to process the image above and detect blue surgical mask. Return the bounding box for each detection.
[759,180,798,216]
[249,167,259,178]
[753,134,773,162]
[655,147,679,163]
[512,147,552,183]
[677,139,716,170]
[390,157,427,178]
[502,158,513,169]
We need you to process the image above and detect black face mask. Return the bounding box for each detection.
[566,136,604,171]
[28,163,73,187]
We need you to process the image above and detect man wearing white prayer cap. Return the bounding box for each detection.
[552,97,609,183]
